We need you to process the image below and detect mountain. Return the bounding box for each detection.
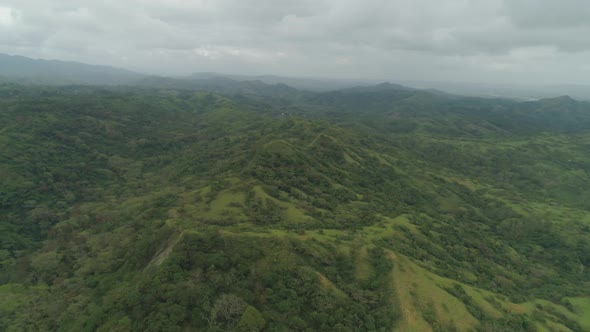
[398,80,590,101]
[137,75,305,99]
[187,73,590,100]
[0,54,145,85]
[0,82,589,331]
[186,72,383,91]
[5,53,590,101]
[0,54,308,98]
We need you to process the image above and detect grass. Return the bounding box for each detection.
[354,246,373,282]
[208,191,245,215]
[566,297,590,330]
[391,254,478,332]
[462,288,503,318]
[314,271,349,299]
[264,140,296,156]
[342,151,360,165]
[385,243,589,332]
[362,215,413,241]
[252,185,311,223]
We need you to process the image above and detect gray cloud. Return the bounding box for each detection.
[502,0,590,28]
[1,0,590,84]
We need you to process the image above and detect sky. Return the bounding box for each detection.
[1,0,590,85]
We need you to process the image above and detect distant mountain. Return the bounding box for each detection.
[398,80,590,101]
[0,53,145,85]
[302,81,421,111]
[0,54,314,96]
[186,73,590,100]
[341,82,415,92]
[186,72,383,92]
[137,75,305,99]
[290,81,590,137]
[5,53,590,101]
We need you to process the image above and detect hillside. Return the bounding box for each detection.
[0,83,589,331]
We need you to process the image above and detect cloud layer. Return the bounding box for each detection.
[1,0,590,84]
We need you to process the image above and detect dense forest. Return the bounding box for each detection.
[0,81,589,331]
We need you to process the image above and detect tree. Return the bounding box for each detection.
[209,294,247,329]
[237,306,266,332]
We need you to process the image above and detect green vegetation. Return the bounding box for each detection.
[0,82,589,331]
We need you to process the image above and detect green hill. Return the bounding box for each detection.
[0,83,588,331]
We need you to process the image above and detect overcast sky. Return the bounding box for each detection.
[1,0,590,85]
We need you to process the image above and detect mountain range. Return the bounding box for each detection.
[4,53,590,100]
[0,55,589,331]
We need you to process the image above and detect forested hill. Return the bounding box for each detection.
[0,82,589,331]
[303,84,590,135]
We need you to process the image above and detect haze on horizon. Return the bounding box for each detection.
[1,0,590,86]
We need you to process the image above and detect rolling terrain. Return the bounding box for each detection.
[0,81,589,331]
